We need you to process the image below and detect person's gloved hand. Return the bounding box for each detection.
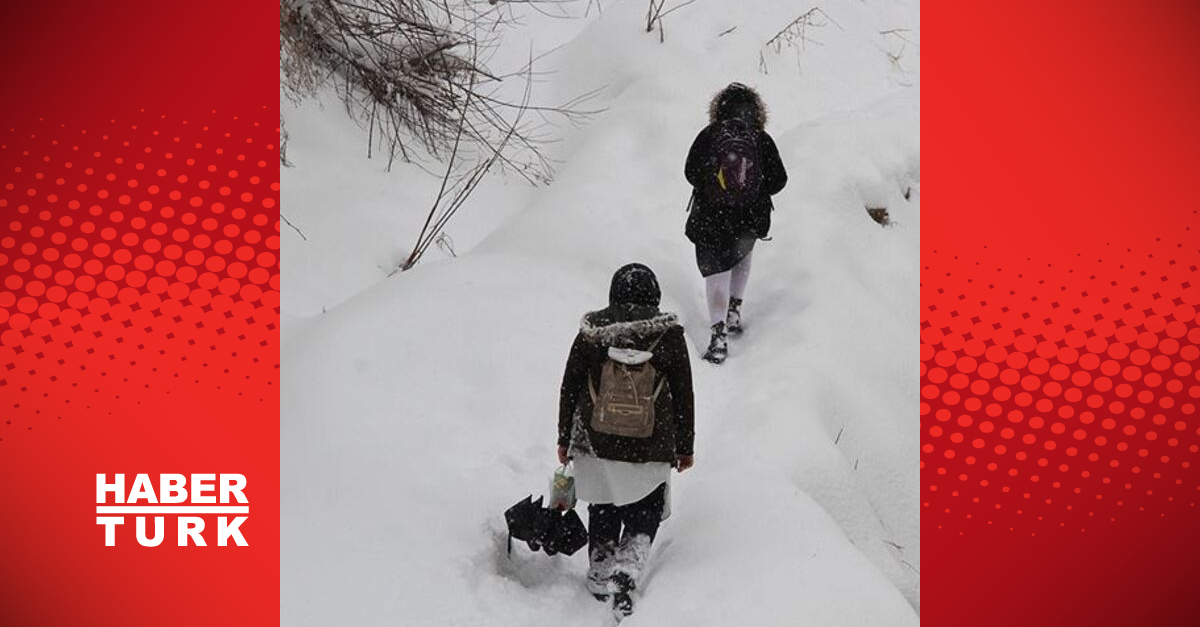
[557,445,569,466]
[674,454,694,472]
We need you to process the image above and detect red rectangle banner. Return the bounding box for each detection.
[924,1,1200,624]
[0,3,280,626]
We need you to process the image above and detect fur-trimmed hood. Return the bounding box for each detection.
[579,306,680,347]
[708,82,767,129]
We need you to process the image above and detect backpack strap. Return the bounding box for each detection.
[647,333,668,401]
[650,376,667,402]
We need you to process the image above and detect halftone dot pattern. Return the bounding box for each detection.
[0,110,279,442]
[922,222,1200,534]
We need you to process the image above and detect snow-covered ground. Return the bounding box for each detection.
[282,1,919,624]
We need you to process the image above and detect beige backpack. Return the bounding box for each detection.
[587,336,666,438]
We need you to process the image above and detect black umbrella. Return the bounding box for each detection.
[504,494,589,557]
[551,508,588,555]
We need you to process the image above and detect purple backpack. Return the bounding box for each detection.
[704,118,762,207]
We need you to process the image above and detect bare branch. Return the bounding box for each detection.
[658,0,699,20]
[645,0,699,41]
[397,68,475,272]
[281,0,592,181]
[281,212,310,241]
[764,7,839,52]
[282,0,602,270]
[760,6,841,74]
[390,47,541,272]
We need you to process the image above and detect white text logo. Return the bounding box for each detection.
[95,474,249,547]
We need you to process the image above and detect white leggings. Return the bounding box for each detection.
[704,251,753,326]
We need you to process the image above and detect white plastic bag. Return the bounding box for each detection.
[547,464,576,511]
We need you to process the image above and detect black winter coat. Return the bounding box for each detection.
[558,305,695,464]
[684,124,788,250]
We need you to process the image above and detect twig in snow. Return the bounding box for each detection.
[760,6,841,73]
[878,28,917,79]
[489,0,577,20]
[886,43,906,71]
[280,114,294,167]
[717,26,736,37]
[281,212,309,241]
[834,426,844,445]
[645,0,699,42]
[658,0,700,20]
[879,28,917,46]
[391,47,540,273]
[399,67,476,273]
[764,7,840,51]
[435,232,458,257]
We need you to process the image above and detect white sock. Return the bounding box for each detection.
[705,271,731,327]
[729,251,753,301]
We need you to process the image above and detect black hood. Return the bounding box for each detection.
[581,263,677,347]
[608,263,661,308]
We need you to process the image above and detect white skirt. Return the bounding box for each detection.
[572,454,671,514]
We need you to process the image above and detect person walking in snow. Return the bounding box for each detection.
[684,82,788,364]
[557,263,695,620]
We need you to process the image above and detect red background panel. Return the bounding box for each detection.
[8,0,1200,624]
[0,2,279,626]
[926,1,1200,625]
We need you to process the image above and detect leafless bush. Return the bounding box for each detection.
[759,6,841,74]
[281,0,603,270]
[282,0,580,178]
[392,67,534,273]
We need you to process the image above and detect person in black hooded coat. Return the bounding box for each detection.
[684,82,787,364]
[557,263,694,618]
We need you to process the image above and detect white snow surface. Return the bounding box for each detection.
[282,1,920,625]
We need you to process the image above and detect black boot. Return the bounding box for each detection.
[586,550,612,601]
[610,572,635,621]
[702,322,728,364]
[726,297,744,336]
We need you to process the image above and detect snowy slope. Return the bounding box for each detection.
[279,95,535,319]
[282,1,920,624]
